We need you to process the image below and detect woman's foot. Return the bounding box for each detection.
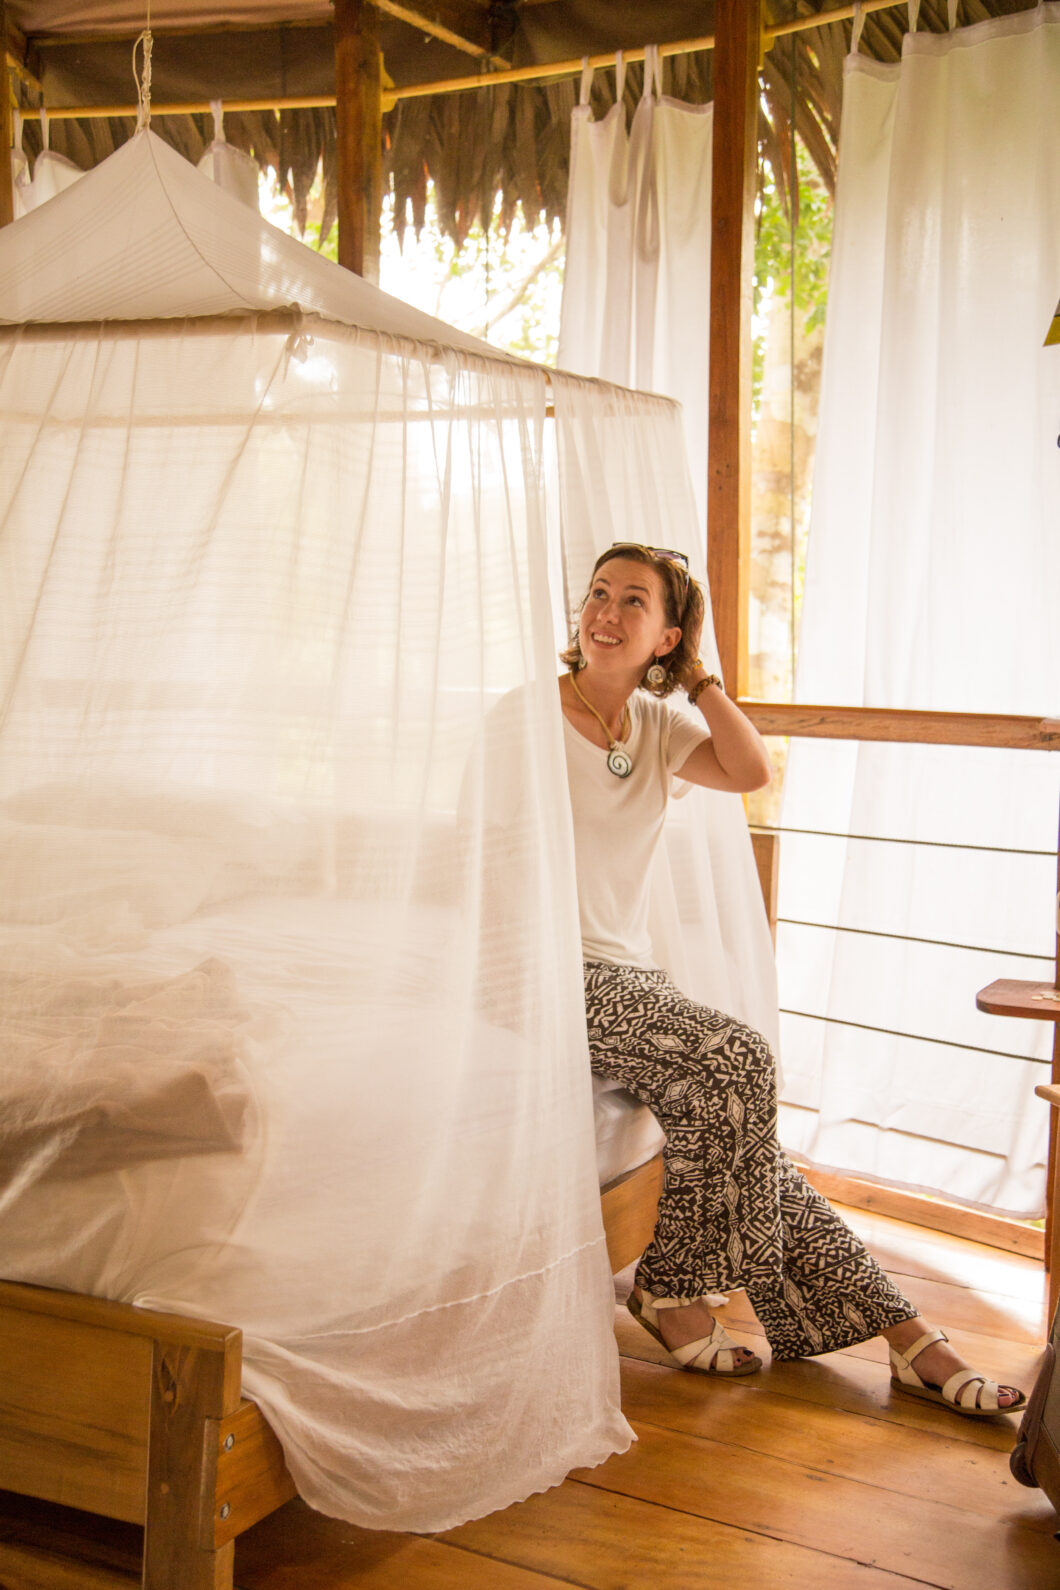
[630,1286,760,1373]
[884,1316,1025,1414]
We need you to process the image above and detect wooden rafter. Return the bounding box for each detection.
[373,0,509,69]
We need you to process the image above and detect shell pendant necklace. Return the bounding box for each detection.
[569,670,633,778]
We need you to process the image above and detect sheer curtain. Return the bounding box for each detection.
[556,53,778,1053]
[550,375,779,1044]
[779,7,1060,1213]
[559,47,714,523]
[0,131,632,1530]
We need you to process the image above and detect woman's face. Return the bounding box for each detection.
[578,558,681,674]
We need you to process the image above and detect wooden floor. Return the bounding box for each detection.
[2,1203,1059,1589]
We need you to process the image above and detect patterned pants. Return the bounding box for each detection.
[585,961,917,1360]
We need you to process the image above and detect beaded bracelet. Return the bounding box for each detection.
[688,673,723,706]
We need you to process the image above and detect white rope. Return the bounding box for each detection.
[133,2,154,131]
[947,0,959,29]
[579,56,593,107]
[851,0,867,54]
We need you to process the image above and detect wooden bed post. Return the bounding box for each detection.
[334,0,382,282]
[707,0,761,698]
[0,3,15,229]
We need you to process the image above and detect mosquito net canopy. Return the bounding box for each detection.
[0,129,776,1529]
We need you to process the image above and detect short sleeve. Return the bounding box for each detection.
[664,701,711,776]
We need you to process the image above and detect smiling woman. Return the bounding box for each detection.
[554,542,1027,1410]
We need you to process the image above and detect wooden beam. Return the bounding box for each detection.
[749,827,779,944]
[738,700,1060,750]
[0,4,14,229]
[707,0,760,697]
[794,1161,1046,1260]
[373,0,508,68]
[335,0,382,283]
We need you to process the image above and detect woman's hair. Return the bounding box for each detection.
[559,544,705,697]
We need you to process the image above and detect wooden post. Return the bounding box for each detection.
[334,0,382,282]
[707,0,761,697]
[1047,803,1060,1321]
[0,3,15,229]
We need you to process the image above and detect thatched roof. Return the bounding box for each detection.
[5,0,1041,243]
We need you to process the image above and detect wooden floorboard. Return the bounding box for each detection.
[235,1517,577,1589]
[5,1208,1059,1590]
[616,1357,1048,1524]
[444,1480,928,1588]
[571,1420,1060,1589]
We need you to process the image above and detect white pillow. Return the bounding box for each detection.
[0,814,218,927]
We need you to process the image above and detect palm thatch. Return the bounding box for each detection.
[10,0,1040,245]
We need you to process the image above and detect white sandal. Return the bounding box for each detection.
[889,1329,1027,1418]
[628,1291,762,1377]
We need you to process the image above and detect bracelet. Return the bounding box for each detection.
[688,673,723,706]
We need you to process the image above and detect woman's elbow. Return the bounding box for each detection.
[745,751,774,793]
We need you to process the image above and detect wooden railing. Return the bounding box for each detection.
[741,698,1060,1261]
[739,701,1060,752]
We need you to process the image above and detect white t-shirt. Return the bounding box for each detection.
[563,692,709,968]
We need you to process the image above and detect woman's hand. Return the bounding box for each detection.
[675,681,774,794]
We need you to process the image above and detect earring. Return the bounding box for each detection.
[645,661,668,689]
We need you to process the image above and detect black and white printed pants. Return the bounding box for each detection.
[585,960,918,1360]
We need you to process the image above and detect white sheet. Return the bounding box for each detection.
[0,877,658,1519]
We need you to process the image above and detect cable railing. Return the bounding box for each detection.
[743,699,1060,1254]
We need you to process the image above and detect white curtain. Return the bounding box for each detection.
[0,131,632,1530]
[557,53,778,1053]
[11,111,84,218]
[559,48,714,524]
[779,7,1060,1214]
[196,100,260,210]
[548,375,779,1043]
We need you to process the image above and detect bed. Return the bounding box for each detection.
[0,1139,665,1590]
[0,829,776,1589]
[0,123,782,1577]
[0,783,679,1588]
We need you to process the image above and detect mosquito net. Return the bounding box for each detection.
[0,128,775,1529]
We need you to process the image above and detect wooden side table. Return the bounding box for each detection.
[977,979,1060,1324]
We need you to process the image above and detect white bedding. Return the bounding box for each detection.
[0,888,660,1515]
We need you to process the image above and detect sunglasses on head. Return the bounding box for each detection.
[606,543,690,582]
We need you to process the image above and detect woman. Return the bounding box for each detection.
[560,541,1024,1416]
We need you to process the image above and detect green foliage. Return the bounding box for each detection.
[753,140,834,414]
[294,179,565,365]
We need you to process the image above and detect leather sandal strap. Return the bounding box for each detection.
[942,1369,998,1411]
[672,1319,739,1372]
[891,1328,948,1369]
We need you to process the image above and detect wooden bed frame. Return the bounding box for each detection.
[0,1156,665,1590]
